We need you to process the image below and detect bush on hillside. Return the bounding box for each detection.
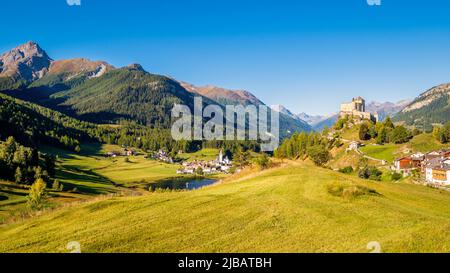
[307,145,330,166]
[327,182,379,199]
[391,172,403,181]
[358,166,382,181]
[254,153,270,170]
[359,123,371,141]
[338,166,354,174]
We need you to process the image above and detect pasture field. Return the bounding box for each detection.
[3,161,450,252]
[0,144,220,223]
[359,144,399,163]
[359,134,448,163]
[178,148,220,162]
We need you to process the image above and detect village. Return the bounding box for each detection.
[176,149,233,175]
[337,97,450,187]
[106,147,235,175]
[393,148,450,186]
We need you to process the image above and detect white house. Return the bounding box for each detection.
[425,163,450,185]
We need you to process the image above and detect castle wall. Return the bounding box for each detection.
[339,97,377,122]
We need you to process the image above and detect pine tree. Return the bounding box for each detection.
[15,167,23,184]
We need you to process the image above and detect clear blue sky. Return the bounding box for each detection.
[2,0,450,115]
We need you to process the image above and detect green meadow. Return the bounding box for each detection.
[359,134,448,163]
[359,144,398,163]
[0,144,220,223]
[42,144,185,189]
[3,161,450,253]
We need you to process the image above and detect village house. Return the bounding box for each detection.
[105,148,136,158]
[153,150,174,163]
[347,141,362,152]
[392,148,450,184]
[393,153,424,174]
[425,159,450,185]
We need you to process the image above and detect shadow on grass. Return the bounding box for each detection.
[40,142,104,160]
[0,189,28,197]
[56,165,119,195]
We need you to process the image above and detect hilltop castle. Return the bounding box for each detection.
[339,97,378,122]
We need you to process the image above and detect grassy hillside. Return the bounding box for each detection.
[359,144,398,163]
[0,143,222,224]
[49,67,199,126]
[3,161,450,253]
[359,134,448,163]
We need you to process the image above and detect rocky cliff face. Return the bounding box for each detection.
[0,41,52,82]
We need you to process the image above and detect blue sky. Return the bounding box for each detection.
[2,0,450,115]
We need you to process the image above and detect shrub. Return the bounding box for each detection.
[342,185,378,199]
[391,172,403,181]
[254,153,270,170]
[359,123,371,141]
[196,167,204,176]
[307,145,330,166]
[327,183,379,199]
[339,166,354,174]
[358,166,382,181]
[334,117,347,130]
[27,178,47,210]
[327,183,344,197]
[52,179,61,191]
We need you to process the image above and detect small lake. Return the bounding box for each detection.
[149,178,218,191]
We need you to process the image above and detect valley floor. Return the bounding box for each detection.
[2,161,450,252]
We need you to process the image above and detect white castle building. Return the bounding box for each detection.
[340,97,378,122]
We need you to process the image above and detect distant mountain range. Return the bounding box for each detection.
[271,99,413,132]
[296,112,339,131]
[179,85,312,137]
[2,41,448,136]
[0,42,311,137]
[366,100,411,121]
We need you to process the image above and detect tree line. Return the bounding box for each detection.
[0,136,55,185]
[355,116,415,144]
[432,122,450,143]
[274,131,333,166]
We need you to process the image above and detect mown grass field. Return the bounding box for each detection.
[178,148,220,162]
[0,144,219,223]
[359,144,398,163]
[359,134,448,163]
[42,144,183,189]
[3,161,450,253]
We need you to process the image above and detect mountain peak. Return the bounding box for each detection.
[126,63,146,72]
[0,41,52,82]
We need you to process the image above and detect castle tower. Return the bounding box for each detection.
[352,97,365,112]
[219,149,223,163]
